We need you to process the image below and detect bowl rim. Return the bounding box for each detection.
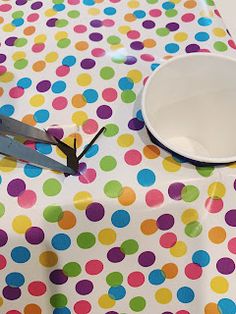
[141,52,236,164]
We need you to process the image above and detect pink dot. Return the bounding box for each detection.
[52,96,68,110]
[32,43,45,53]
[110,0,120,2]
[198,48,210,52]
[82,119,98,134]
[205,197,223,213]
[181,13,195,22]
[176,311,190,314]
[214,9,221,17]
[185,263,202,280]
[145,189,164,207]
[228,237,236,254]
[74,24,87,33]
[6,311,21,314]
[149,9,162,17]
[68,0,80,3]
[0,4,12,12]
[124,149,142,166]
[229,39,236,50]
[27,13,39,22]
[28,281,47,296]
[85,260,103,275]
[17,190,37,209]
[91,48,105,57]
[9,87,24,99]
[143,76,149,86]
[79,168,97,184]
[24,140,36,150]
[0,254,7,270]
[102,88,117,102]
[0,65,7,75]
[141,54,155,62]
[74,300,91,314]
[127,30,140,39]
[159,232,177,248]
[103,19,115,27]
[128,271,145,287]
[56,65,70,77]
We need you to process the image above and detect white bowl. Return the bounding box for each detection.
[142,53,236,164]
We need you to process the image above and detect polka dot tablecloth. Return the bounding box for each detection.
[0,0,236,313]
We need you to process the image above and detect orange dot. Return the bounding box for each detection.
[162,263,178,279]
[143,145,160,159]
[24,304,42,314]
[140,219,158,235]
[0,17,4,24]
[124,13,136,22]
[32,60,46,72]
[164,55,173,60]
[72,94,87,108]
[95,0,104,2]
[184,0,197,8]
[58,210,76,230]
[204,302,220,314]
[0,87,4,97]
[208,226,226,244]
[22,114,36,126]
[75,41,89,51]
[24,26,36,36]
[118,186,136,206]
[143,39,156,48]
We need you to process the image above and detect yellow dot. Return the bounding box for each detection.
[208,182,225,199]
[39,251,58,267]
[45,52,59,63]
[213,28,226,37]
[77,73,92,86]
[170,241,187,257]
[2,23,16,32]
[12,215,32,234]
[34,34,47,43]
[200,10,213,17]
[0,71,14,83]
[0,297,3,307]
[88,8,100,15]
[118,25,131,34]
[30,94,45,107]
[0,157,17,172]
[12,51,26,61]
[163,156,181,172]
[181,208,199,224]
[55,31,68,41]
[73,191,92,211]
[117,134,134,147]
[98,228,117,245]
[72,111,88,126]
[174,32,188,42]
[45,8,57,17]
[155,288,172,304]
[56,134,82,158]
[171,0,181,3]
[210,276,229,294]
[128,0,140,8]
[110,44,124,51]
[98,294,115,309]
[127,69,142,83]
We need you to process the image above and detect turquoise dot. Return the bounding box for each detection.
[62,55,76,67]
[51,233,71,251]
[17,77,32,89]
[165,43,180,53]
[162,1,175,9]
[218,298,236,314]
[34,109,49,123]
[195,32,210,41]
[137,169,156,187]
[104,7,116,15]
[108,285,126,300]
[118,77,134,90]
[133,10,146,18]
[83,0,95,5]
[53,3,65,11]
[0,104,15,116]
[198,17,212,26]
[177,287,195,303]
[192,250,210,267]
[6,272,25,287]
[83,89,98,103]
[12,18,24,27]
[151,63,160,71]
[52,81,66,94]
[0,176,2,184]
[85,144,99,158]
[24,164,42,178]
[11,246,31,263]
[111,210,130,228]
[36,143,52,155]
[53,308,71,314]
[136,109,144,121]
[148,269,166,285]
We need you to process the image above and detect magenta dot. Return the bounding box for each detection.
[82,119,98,134]
[102,88,117,102]
[128,271,145,287]
[46,18,58,27]
[76,279,93,295]
[142,20,155,29]
[9,87,24,99]
[27,13,39,22]
[141,54,155,62]
[130,41,144,50]
[216,257,235,275]
[0,229,8,247]
[0,65,7,75]
[185,263,202,280]
[79,168,96,184]
[103,19,115,27]
[124,149,142,166]
[166,22,179,31]
[96,105,112,119]
[91,48,106,57]
[185,44,200,53]
[228,237,236,254]
[0,4,12,12]
[225,209,236,227]
[50,269,68,285]
[56,65,70,77]
[47,126,64,139]
[157,214,174,230]
[107,247,125,263]
[7,179,26,197]
[36,80,51,92]
[25,227,45,245]
[159,232,177,248]
[127,30,140,39]
[18,190,37,208]
[74,24,87,33]
[80,58,96,69]
[138,251,156,267]
[128,118,144,130]
[181,13,195,22]
[89,32,103,41]
[149,9,162,17]
[0,53,7,63]
[52,96,68,110]
[86,202,105,222]
[145,189,164,207]
[168,182,185,200]
[3,286,21,300]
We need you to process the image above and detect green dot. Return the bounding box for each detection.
[107,35,121,45]
[156,27,170,36]
[50,294,67,307]
[121,239,139,255]
[196,166,214,177]
[0,203,5,218]
[14,38,28,47]
[63,262,81,277]
[185,221,203,237]
[43,178,62,196]
[129,296,146,312]
[106,272,123,286]
[53,0,64,3]
[100,156,117,171]
[43,205,63,223]
[214,41,228,52]
[206,0,214,5]
[104,180,123,198]
[14,59,28,70]
[67,10,80,18]
[181,185,200,202]
[57,38,71,48]
[111,54,126,64]
[77,232,96,249]
[56,19,69,28]
[104,123,119,137]
[100,66,115,80]
[12,11,24,19]
[165,9,178,17]
[147,0,158,3]
[121,90,136,103]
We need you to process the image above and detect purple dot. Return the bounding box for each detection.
[0,54,7,63]
[80,58,96,70]
[107,247,125,263]
[90,19,102,28]
[0,229,8,247]
[86,202,105,222]
[130,41,144,50]
[49,269,68,285]
[138,251,156,267]
[31,1,43,10]
[25,227,45,245]
[168,182,185,200]
[16,0,27,5]
[46,18,58,27]
[166,22,180,31]
[47,126,64,140]
[5,37,17,46]
[216,257,235,275]
[162,312,173,314]
[125,55,137,65]
[185,44,200,53]
[36,80,51,92]
[234,179,236,191]
[157,214,174,230]
[3,286,21,300]
[142,20,156,29]
[106,312,119,314]
[76,279,93,295]
[7,179,26,197]
[96,105,112,119]
[225,209,236,227]
[78,162,87,174]
[89,32,103,41]
[128,118,144,131]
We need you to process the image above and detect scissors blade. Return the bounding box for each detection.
[0,135,75,175]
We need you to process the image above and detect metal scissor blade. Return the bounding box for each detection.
[0,135,75,175]
[0,115,57,145]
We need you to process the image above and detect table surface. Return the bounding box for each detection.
[215,0,236,39]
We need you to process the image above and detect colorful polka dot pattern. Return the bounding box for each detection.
[0,0,236,313]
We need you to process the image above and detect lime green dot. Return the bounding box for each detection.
[57,38,71,48]
[181,185,200,202]
[121,90,136,103]
[156,27,170,36]
[129,296,146,312]
[196,166,214,177]
[111,54,126,64]
[206,0,214,5]
[67,10,80,18]
[165,9,178,17]
[121,239,139,255]
[56,19,69,28]
[63,262,81,277]
[12,11,24,19]
[77,232,96,249]
[107,35,121,45]
[104,180,123,198]
[0,203,5,218]
[104,124,119,137]
[14,38,28,47]
[100,156,117,171]
[100,67,115,80]
[43,178,62,196]
[214,41,228,52]
[50,294,67,307]
[43,205,63,223]
[185,221,203,237]
[53,0,64,3]
[14,59,28,70]
[147,0,158,3]
[106,272,123,286]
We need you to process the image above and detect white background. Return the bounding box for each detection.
[215,0,236,39]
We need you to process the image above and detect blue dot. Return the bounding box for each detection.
[148,269,166,285]
[151,63,160,71]
[0,176,2,184]
[83,0,95,5]
[162,1,175,10]
[85,144,99,158]
[12,18,24,27]
[108,285,126,300]
[0,104,15,116]
[192,250,210,267]
[198,17,212,26]
[118,77,134,90]
[52,81,66,94]
[6,272,25,287]
[111,210,130,228]
[177,287,195,303]
[51,233,71,251]
[34,109,49,123]
[53,308,71,314]
[104,7,116,15]
[136,109,144,121]
[17,77,32,89]
[165,43,180,53]
[53,4,65,11]
[137,169,156,187]
[62,55,76,67]
[133,10,146,18]
[218,298,236,314]
[24,164,42,178]
[195,32,210,41]
[83,89,98,103]
[36,143,52,155]
[11,246,31,263]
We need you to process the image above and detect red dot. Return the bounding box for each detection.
[85,260,104,275]
[28,281,47,296]
[102,88,117,102]
[185,263,202,280]
[0,254,7,270]
[74,300,91,314]
[229,39,236,50]
[159,232,177,248]
[128,271,145,287]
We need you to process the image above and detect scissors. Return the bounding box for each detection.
[0,114,105,175]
